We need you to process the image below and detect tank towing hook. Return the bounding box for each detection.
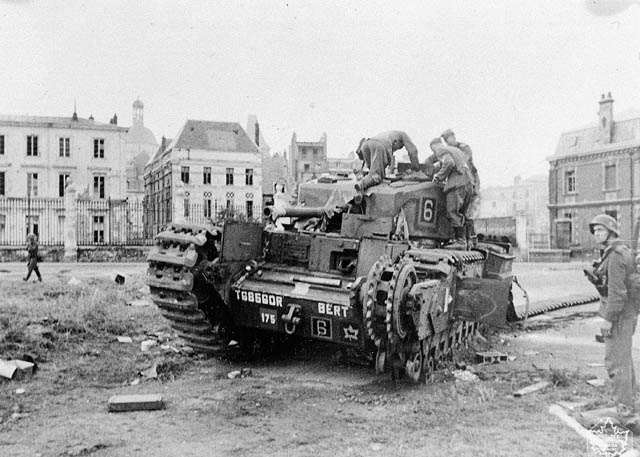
[282,304,302,335]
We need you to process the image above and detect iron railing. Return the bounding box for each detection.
[0,198,65,246]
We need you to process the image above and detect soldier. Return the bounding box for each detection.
[441,129,479,245]
[430,138,473,248]
[588,214,639,430]
[354,131,420,204]
[23,233,42,282]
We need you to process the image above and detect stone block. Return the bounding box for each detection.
[107,394,164,412]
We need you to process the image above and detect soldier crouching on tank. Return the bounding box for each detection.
[429,138,473,249]
[441,129,479,246]
[23,233,42,282]
[587,214,640,430]
[354,131,420,204]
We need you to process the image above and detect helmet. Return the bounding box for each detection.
[589,214,620,237]
[441,129,455,140]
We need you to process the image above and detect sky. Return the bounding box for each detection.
[1,0,639,187]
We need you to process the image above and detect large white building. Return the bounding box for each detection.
[144,119,263,234]
[0,111,128,200]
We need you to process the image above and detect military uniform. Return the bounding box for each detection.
[432,145,473,247]
[23,234,42,282]
[355,131,420,198]
[594,239,638,416]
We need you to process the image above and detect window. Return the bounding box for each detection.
[26,215,39,237]
[226,168,234,185]
[203,167,211,185]
[226,199,232,209]
[565,170,576,193]
[93,216,105,243]
[27,135,38,156]
[93,175,105,199]
[59,137,70,157]
[184,198,189,217]
[58,174,70,197]
[245,169,253,186]
[491,201,496,208]
[604,164,617,190]
[0,171,4,196]
[204,199,212,218]
[93,138,104,158]
[304,164,310,172]
[246,200,253,219]
[27,173,38,196]
[0,135,4,155]
[181,166,190,184]
[0,214,5,239]
[605,210,618,220]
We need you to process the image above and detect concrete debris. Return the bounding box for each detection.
[107,394,164,412]
[227,368,253,379]
[370,443,383,452]
[130,379,140,386]
[453,370,479,382]
[587,363,605,368]
[0,359,35,381]
[160,344,180,354]
[513,380,551,397]
[586,378,606,387]
[114,274,125,285]
[523,350,539,356]
[117,336,133,343]
[127,298,152,307]
[68,277,81,286]
[138,286,150,295]
[139,364,158,379]
[141,340,157,352]
[15,388,25,395]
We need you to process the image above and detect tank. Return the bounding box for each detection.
[147,171,517,382]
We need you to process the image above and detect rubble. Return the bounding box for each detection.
[513,380,550,397]
[586,378,606,387]
[0,359,35,381]
[141,340,157,352]
[227,368,253,379]
[107,394,164,412]
[68,277,81,286]
[116,336,133,343]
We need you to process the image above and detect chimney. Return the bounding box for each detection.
[110,113,118,125]
[597,92,614,144]
[161,136,167,152]
[254,121,260,147]
[89,114,94,121]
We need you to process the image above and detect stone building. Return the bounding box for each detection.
[289,132,328,183]
[124,99,158,199]
[144,120,262,235]
[548,93,640,250]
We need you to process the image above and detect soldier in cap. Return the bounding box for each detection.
[588,214,640,428]
[23,233,42,282]
[354,131,420,204]
[430,138,473,248]
[441,129,479,246]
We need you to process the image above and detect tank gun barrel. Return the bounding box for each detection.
[264,205,328,220]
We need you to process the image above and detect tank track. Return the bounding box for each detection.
[147,224,224,353]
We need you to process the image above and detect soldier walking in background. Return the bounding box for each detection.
[354,131,420,203]
[430,138,473,248]
[441,129,479,246]
[588,214,639,431]
[23,233,42,282]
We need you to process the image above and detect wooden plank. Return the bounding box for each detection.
[107,394,164,412]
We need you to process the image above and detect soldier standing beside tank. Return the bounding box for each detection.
[354,131,420,204]
[430,138,473,248]
[441,129,479,246]
[587,214,639,430]
[23,233,42,282]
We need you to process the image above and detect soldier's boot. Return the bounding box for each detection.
[465,219,478,248]
[449,226,467,250]
[354,181,364,205]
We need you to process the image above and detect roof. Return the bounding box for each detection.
[125,123,158,146]
[173,120,260,153]
[146,138,172,166]
[554,116,640,157]
[0,115,127,132]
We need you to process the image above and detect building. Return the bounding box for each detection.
[548,93,640,250]
[326,151,360,175]
[124,99,158,198]
[144,120,262,235]
[0,110,128,201]
[477,175,549,234]
[289,132,328,183]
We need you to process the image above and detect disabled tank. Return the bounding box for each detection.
[147,170,517,382]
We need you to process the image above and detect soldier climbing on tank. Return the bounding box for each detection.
[441,129,479,247]
[354,131,420,204]
[429,137,473,249]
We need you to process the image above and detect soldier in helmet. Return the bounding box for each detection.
[23,233,42,282]
[430,138,473,248]
[588,214,639,428]
[441,129,479,245]
[354,131,420,204]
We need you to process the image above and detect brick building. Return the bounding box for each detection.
[548,93,640,250]
[289,132,328,183]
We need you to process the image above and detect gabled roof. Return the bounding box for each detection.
[0,114,127,131]
[554,116,640,157]
[146,138,173,166]
[173,120,259,153]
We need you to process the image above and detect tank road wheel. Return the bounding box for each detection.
[375,344,387,374]
[365,255,393,348]
[405,348,424,383]
[386,259,418,344]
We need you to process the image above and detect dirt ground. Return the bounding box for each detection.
[0,262,634,457]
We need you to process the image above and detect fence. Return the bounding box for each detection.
[527,232,551,250]
[0,197,263,247]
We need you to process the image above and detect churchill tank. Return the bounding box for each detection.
[147,171,518,382]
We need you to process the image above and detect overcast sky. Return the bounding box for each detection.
[1,0,639,187]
